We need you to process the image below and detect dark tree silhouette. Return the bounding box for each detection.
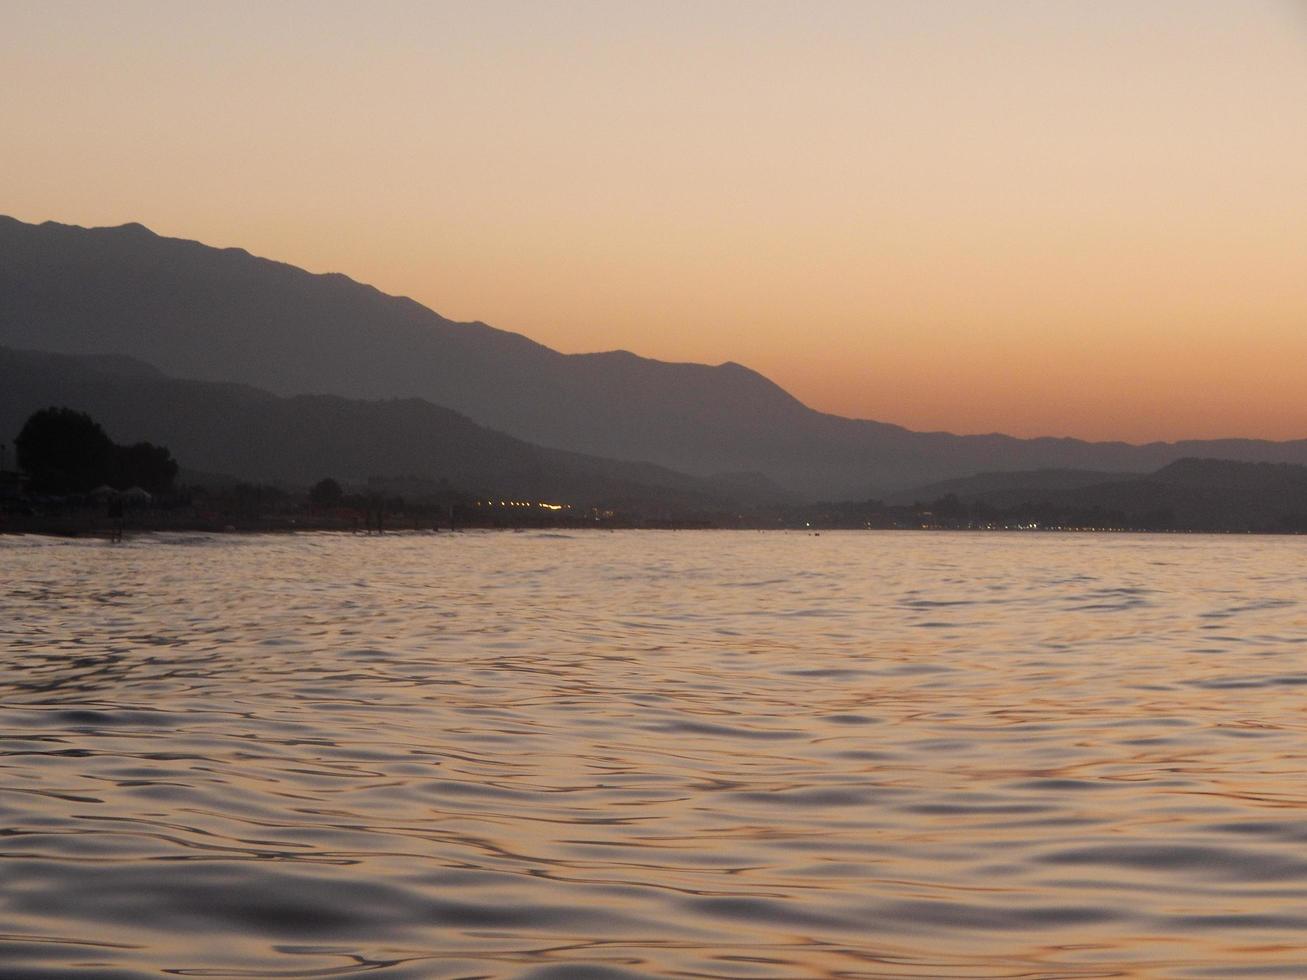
[115,441,179,494]
[14,407,178,495]
[310,477,343,508]
[15,407,115,493]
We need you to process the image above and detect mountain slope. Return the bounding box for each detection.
[4,216,1307,496]
[0,346,771,509]
[908,458,1307,532]
[888,468,1134,505]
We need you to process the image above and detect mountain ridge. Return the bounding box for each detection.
[0,344,792,509]
[902,457,1307,533]
[4,215,1306,497]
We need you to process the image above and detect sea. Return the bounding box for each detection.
[2,529,1306,978]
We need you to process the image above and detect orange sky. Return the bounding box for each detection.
[4,1,1305,442]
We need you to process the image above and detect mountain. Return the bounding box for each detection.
[4,215,1307,497]
[905,458,1307,532]
[888,468,1133,506]
[0,346,781,510]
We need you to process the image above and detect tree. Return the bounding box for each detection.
[14,407,179,495]
[310,477,343,508]
[115,441,179,494]
[15,407,115,493]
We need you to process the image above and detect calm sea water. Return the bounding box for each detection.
[2,530,1307,978]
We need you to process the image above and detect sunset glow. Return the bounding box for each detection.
[5,0,1304,441]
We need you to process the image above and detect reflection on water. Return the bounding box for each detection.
[1,530,1306,978]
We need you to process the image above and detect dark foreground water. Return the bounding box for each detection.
[2,530,1307,978]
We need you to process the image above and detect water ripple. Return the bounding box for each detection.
[2,530,1306,976]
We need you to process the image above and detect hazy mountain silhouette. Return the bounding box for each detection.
[905,458,1307,532]
[0,346,785,509]
[888,468,1134,505]
[4,215,1307,497]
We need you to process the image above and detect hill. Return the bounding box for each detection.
[888,468,1133,506]
[0,346,780,511]
[905,458,1307,532]
[4,216,1307,497]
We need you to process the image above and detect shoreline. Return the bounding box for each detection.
[3,519,1297,540]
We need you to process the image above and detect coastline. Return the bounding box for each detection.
[3,515,1294,539]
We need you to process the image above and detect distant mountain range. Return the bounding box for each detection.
[887,468,1135,505]
[894,458,1307,533]
[3,215,1306,498]
[5,347,1304,532]
[0,346,779,510]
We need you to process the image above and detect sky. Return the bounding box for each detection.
[4,0,1305,442]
